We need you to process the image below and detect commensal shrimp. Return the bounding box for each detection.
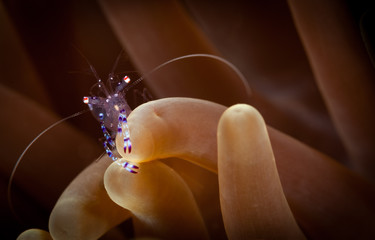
[82,52,140,174]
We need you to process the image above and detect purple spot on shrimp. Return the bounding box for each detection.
[106,150,112,158]
[125,168,138,174]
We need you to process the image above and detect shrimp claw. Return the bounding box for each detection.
[118,109,132,154]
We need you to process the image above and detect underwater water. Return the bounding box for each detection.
[1,0,375,239]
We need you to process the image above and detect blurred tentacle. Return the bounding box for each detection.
[288,0,375,181]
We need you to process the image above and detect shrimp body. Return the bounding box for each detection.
[84,92,131,132]
[84,75,139,174]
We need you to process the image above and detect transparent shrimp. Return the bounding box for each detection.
[8,52,251,222]
[81,51,140,174]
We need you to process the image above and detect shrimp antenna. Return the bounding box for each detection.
[73,46,112,97]
[109,50,125,75]
[123,53,252,97]
[7,109,88,222]
[107,50,126,92]
[73,46,102,83]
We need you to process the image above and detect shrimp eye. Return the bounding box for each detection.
[123,75,131,83]
[83,96,89,104]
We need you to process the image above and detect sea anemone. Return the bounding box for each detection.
[2,0,375,239]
